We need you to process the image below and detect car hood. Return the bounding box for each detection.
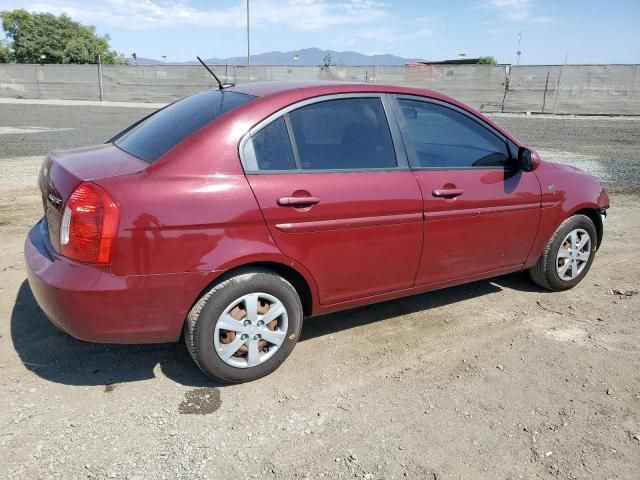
[548,162,588,174]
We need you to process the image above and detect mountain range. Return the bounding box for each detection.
[130,47,425,66]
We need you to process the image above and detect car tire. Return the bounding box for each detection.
[528,214,598,291]
[184,268,303,383]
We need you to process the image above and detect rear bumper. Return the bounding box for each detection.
[25,219,213,343]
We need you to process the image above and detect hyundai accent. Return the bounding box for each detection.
[25,81,610,382]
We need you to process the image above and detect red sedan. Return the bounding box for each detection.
[25,82,610,382]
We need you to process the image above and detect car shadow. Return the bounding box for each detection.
[10,273,546,387]
[10,280,218,387]
[300,271,545,340]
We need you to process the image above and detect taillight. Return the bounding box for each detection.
[60,182,119,264]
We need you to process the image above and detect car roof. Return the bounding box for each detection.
[230,81,438,99]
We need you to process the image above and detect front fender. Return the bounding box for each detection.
[524,161,609,268]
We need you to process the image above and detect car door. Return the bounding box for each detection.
[391,95,541,286]
[242,94,424,305]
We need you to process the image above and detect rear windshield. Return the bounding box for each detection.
[114,90,255,163]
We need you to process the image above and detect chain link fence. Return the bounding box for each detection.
[0,63,638,115]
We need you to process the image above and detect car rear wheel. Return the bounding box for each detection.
[528,214,598,291]
[184,268,303,383]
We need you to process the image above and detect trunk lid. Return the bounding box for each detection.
[39,144,148,252]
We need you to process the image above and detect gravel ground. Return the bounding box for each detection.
[0,103,639,480]
[490,114,640,196]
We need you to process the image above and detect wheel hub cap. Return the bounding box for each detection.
[214,292,288,369]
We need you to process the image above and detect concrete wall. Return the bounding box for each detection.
[0,63,638,115]
[0,64,101,100]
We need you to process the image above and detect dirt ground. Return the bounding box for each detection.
[0,102,639,479]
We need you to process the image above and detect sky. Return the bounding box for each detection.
[1,0,639,64]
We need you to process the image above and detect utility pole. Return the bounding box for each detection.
[553,51,569,114]
[97,54,104,102]
[246,0,251,66]
[516,32,522,65]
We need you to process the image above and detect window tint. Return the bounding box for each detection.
[397,98,510,168]
[115,90,254,163]
[288,98,397,170]
[251,117,296,170]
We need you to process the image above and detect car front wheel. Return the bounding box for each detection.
[184,268,303,383]
[529,214,598,291]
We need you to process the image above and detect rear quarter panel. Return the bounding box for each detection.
[97,171,275,277]
[97,112,264,277]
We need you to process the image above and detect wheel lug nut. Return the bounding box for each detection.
[243,320,251,327]
[254,334,261,340]
[241,334,248,340]
[257,320,264,327]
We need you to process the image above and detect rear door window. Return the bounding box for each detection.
[115,90,255,163]
[397,98,510,168]
[288,98,397,170]
[251,117,297,171]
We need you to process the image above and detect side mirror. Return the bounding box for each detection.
[518,147,540,172]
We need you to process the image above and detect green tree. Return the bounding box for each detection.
[0,39,11,62]
[0,9,123,64]
[477,56,498,65]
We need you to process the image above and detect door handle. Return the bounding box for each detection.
[432,188,464,198]
[277,196,320,207]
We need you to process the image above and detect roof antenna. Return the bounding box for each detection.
[197,56,234,89]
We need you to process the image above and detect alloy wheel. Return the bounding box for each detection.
[556,228,591,281]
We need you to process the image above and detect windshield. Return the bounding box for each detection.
[114,90,255,163]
